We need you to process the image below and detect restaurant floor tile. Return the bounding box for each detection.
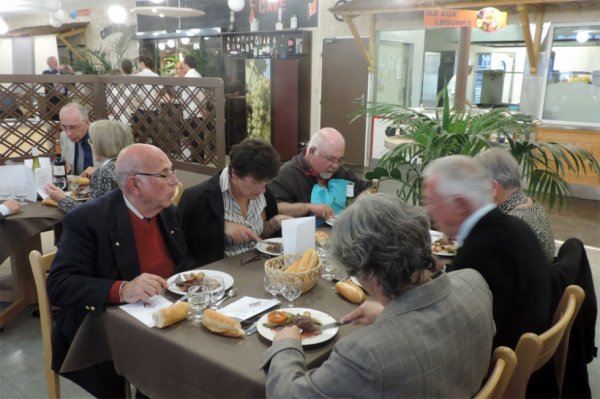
[0,193,598,398]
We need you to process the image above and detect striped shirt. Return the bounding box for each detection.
[220,167,266,257]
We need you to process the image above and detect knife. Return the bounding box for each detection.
[312,320,348,331]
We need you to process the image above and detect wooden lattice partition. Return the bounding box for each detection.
[0,74,225,175]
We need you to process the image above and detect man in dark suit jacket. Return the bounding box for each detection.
[422,155,557,397]
[47,144,197,398]
[42,56,60,121]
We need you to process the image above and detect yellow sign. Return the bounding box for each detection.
[424,7,507,32]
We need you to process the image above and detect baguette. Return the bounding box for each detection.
[297,248,319,272]
[202,308,245,338]
[285,257,303,273]
[42,197,59,207]
[152,302,190,328]
[335,280,366,304]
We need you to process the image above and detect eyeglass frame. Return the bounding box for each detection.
[133,168,177,180]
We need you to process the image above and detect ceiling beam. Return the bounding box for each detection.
[343,16,374,72]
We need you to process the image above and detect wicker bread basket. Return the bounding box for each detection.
[264,254,321,293]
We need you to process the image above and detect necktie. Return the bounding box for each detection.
[76,141,84,175]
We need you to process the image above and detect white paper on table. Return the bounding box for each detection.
[119,295,173,327]
[24,157,52,169]
[0,165,37,201]
[33,166,53,199]
[219,296,280,321]
[281,216,316,255]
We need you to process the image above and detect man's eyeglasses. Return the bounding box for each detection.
[61,124,81,131]
[317,151,344,166]
[133,168,177,180]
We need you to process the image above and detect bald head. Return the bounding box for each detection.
[306,127,346,179]
[308,127,345,152]
[116,144,169,189]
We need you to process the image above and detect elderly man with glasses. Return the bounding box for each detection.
[268,127,369,222]
[47,143,197,398]
[59,102,96,175]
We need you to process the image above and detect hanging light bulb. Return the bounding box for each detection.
[0,17,8,35]
[228,0,245,12]
[108,5,127,24]
[180,37,190,45]
[158,42,166,51]
[44,0,61,12]
[52,9,65,23]
[167,39,175,48]
[576,31,590,44]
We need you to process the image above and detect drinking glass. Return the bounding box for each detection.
[68,176,79,193]
[203,276,225,309]
[187,285,209,325]
[281,274,302,307]
[264,274,282,299]
[316,240,334,281]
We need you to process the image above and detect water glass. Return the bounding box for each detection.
[187,285,209,325]
[281,274,302,307]
[264,274,282,299]
[203,276,225,309]
[316,240,334,281]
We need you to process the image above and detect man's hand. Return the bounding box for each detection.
[307,203,334,220]
[80,167,97,178]
[45,184,67,201]
[2,199,20,215]
[340,300,384,326]
[120,273,168,303]
[273,325,302,342]
[225,221,261,242]
[268,214,293,230]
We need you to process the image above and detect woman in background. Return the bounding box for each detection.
[46,120,134,214]
[475,147,555,261]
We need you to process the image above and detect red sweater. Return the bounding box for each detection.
[108,210,175,303]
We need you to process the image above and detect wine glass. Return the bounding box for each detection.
[281,274,302,307]
[187,285,209,325]
[264,274,282,299]
[203,276,225,309]
[316,239,334,281]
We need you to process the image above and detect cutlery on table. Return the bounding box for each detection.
[213,287,238,307]
[312,320,349,331]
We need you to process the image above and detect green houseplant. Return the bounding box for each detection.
[358,87,600,210]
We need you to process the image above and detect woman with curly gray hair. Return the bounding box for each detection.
[261,193,496,398]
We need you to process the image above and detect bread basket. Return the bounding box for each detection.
[264,254,321,293]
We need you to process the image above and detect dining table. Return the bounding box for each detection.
[0,201,63,329]
[62,251,363,398]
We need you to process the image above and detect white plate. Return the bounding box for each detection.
[325,217,335,226]
[257,307,338,345]
[430,230,457,257]
[256,238,283,256]
[167,270,234,295]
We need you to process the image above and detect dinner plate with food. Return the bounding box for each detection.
[167,270,234,295]
[257,308,339,345]
[429,230,458,257]
[255,238,283,256]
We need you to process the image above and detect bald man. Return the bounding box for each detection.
[47,144,197,398]
[268,127,369,221]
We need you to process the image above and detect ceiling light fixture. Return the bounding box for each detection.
[150,0,165,3]
[180,37,190,45]
[228,0,245,12]
[167,39,175,48]
[44,0,61,12]
[130,7,205,18]
[108,5,127,24]
[576,31,590,43]
[158,42,166,51]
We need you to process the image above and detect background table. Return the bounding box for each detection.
[0,201,63,329]
[66,253,362,398]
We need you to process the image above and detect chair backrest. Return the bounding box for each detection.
[172,181,184,206]
[504,285,585,398]
[29,249,59,399]
[474,346,518,399]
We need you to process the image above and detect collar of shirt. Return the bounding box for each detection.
[456,203,496,246]
[0,204,9,217]
[100,158,113,167]
[122,194,147,220]
[219,167,231,194]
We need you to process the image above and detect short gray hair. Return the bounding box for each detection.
[328,193,435,298]
[474,148,521,190]
[89,120,134,160]
[59,102,89,123]
[423,155,493,209]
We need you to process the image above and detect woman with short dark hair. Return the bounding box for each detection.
[179,138,290,265]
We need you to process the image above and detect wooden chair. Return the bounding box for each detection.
[29,250,59,399]
[29,250,132,399]
[503,285,585,398]
[474,346,518,399]
[171,181,184,206]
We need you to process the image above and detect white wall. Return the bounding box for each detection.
[0,39,12,74]
[34,35,58,74]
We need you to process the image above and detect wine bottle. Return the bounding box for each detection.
[31,146,41,171]
[52,139,67,190]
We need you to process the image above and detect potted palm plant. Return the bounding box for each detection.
[358,87,599,210]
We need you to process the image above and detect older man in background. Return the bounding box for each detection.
[59,102,96,175]
[47,143,197,397]
[262,193,495,398]
[422,155,557,397]
[268,127,369,221]
[42,55,60,120]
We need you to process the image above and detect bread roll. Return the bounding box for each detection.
[78,176,90,186]
[201,308,245,338]
[42,197,59,207]
[335,280,366,304]
[152,302,190,328]
[315,231,330,247]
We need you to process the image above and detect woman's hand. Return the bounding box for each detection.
[45,184,67,201]
[273,325,302,342]
[340,300,384,326]
[225,221,261,242]
[80,167,97,178]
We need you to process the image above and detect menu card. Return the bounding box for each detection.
[119,295,173,327]
[0,165,37,201]
[219,296,280,321]
[281,216,316,255]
